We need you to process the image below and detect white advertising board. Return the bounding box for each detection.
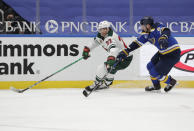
[0,37,193,81]
[0,37,133,81]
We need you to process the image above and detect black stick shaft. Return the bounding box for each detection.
[20,57,83,92]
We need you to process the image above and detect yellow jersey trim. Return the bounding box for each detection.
[158,36,166,41]
[134,40,142,47]
[160,47,180,55]
[123,49,129,56]
[141,32,149,35]
[151,28,155,32]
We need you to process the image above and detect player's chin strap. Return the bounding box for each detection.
[144,27,151,33]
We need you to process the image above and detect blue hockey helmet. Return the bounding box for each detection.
[140,16,154,26]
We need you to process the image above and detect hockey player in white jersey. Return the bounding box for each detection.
[82,20,133,94]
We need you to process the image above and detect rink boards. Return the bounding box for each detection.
[0,80,194,89]
[0,36,193,89]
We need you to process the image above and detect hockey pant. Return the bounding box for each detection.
[95,55,133,86]
[147,49,180,86]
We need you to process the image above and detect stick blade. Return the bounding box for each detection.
[83,90,89,97]
[10,86,23,93]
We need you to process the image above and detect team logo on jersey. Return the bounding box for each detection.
[174,48,194,72]
[45,20,58,33]
[157,27,160,31]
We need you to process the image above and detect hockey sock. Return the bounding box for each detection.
[159,75,171,84]
[150,76,160,86]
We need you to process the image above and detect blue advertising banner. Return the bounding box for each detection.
[3,0,194,36]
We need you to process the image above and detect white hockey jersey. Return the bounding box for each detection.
[88,28,128,57]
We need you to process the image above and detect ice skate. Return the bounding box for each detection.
[164,77,177,92]
[145,84,161,93]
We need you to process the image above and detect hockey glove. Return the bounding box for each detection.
[158,35,168,49]
[82,46,90,60]
[106,56,116,71]
[117,48,130,62]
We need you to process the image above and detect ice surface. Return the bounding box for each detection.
[0,88,194,131]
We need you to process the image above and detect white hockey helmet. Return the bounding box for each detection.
[98,20,111,31]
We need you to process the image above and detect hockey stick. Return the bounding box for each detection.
[10,57,83,93]
[83,60,120,97]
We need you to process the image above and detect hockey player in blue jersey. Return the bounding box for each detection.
[117,16,181,92]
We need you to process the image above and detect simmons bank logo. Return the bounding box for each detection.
[0,40,79,75]
[174,48,194,73]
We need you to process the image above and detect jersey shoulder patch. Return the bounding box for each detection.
[154,23,165,32]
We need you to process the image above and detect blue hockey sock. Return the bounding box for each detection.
[160,75,171,84]
[150,76,160,86]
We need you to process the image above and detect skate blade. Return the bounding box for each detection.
[10,86,23,93]
[95,87,109,91]
[146,90,161,93]
[83,90,89,97]
[164,82,179,92]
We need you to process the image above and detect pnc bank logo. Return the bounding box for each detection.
[174,48,194,73]
[45,20,58,33]
[134,21,142,34]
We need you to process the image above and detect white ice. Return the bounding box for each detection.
[0,88,194,131]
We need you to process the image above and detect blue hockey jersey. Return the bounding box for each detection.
[134,23,180,55]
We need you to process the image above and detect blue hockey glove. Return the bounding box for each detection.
[117,48,130,62]
[158,35,168,49]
